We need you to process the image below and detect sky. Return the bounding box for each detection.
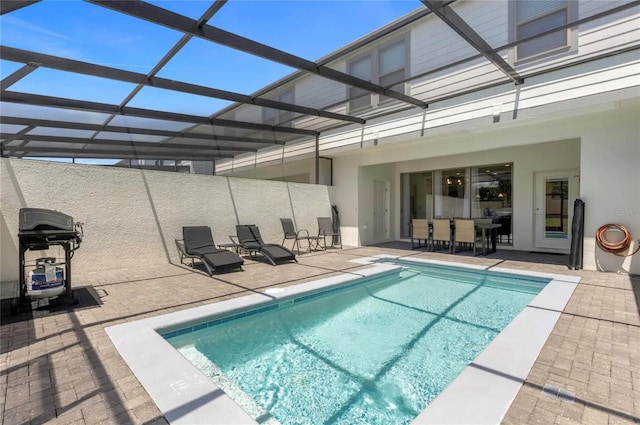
[0,0,422,164]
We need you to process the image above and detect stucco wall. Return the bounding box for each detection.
[342,100,639,274]
[580,103,640,274]
[0,159,332,283]
[341,139,579,249]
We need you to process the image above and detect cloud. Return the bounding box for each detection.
[1,15,71,41]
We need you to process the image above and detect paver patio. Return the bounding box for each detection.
[1,244,638,425]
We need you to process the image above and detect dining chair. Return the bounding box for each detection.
[453,219,482,255]
[431,219,451,252]
[411,219,430,250]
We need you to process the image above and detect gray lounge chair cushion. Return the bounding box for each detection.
[184,226,217,252]
[183,226,244,272]
[236,225,296,264]
[189,246,224,256]
[201,249,244,270]
[259,244,296,263]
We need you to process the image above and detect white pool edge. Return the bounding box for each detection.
[106,257,578,425]
[363,255,579,425]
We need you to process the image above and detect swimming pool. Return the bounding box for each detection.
[164,261,549,425]
[106,256,579,424]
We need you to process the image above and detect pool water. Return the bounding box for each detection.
[166,261,549,425]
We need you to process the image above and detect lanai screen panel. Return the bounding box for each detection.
[453,0,640,77]
[1,0,637,164]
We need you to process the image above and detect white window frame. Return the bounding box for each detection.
[346,35,410,113]
[509,0,578,63]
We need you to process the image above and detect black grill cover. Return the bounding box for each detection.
[19,208,74,232]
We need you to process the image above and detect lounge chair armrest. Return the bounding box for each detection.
[175,239,186,255]
[175,239,191,265]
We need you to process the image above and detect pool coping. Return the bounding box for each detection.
[105,256,579,425]
[357,255,580,424]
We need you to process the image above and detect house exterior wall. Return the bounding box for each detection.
[214,0,638,147]
[579,103,640,274]
[0,159,332,283]
[362,99,640,274]
[214,1,640,275]
[342,136,581,249]
[222,45,638,173]
[225,98,639,274]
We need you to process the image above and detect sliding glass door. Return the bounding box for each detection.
[400,172,433,237]
[434,168,469,219]
[471,164,513,244]
[400,163,513,243]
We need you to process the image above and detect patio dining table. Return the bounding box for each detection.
[418,220,502,255]
[473,222,502,255]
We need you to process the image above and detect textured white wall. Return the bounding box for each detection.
[389,140,581,251]
[331,100,639,274]
[580,103,640,274]
[0,159,332,283]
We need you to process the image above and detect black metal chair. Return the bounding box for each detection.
[317,217,342,249]
[280,218,322,254]
[496,215,512,243]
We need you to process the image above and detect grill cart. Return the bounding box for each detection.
[14,208,83,315]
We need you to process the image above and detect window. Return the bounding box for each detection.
[435,168,470,219]
[400,171,433,237]
[348,56,373,111]
[379,41,406,103]
[512,0,576,61]
[263,89,295,126]
[347,37,408,112]
[400,163,513,244]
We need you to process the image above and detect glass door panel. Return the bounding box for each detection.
[434,168,469,218]
[534,170,579,251]
[471,163,513,244]
[544,179,569,239]
[400,171,432,238]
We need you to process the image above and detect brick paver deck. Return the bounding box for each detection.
[1,245,638,424]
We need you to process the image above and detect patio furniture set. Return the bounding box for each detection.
[175,217,341,275]
[411,218,502,256]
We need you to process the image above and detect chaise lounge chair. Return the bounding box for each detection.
[236,224,297,265]
[178,226,244,275]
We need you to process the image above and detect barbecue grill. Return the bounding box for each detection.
[16,208,83,312]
